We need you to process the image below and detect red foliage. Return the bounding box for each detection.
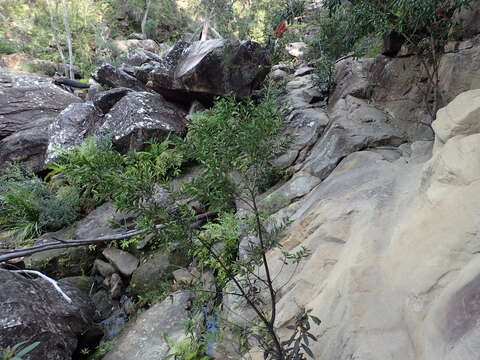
[274,21,288,38]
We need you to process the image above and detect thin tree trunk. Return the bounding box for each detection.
[60,0,74,79]
[201,17,210,41]
[47,0,68,76]
[141,0,153,39]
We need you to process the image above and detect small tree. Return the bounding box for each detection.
[183,92,319,359]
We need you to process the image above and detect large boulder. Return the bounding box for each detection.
[0,70,81,172]
[0,118,53,173]
[0,82,81,141]
[103,291,193,360]
[46,103,102,164]
[94,91,187,153]
[0,270,95,360]
[46,91,187,162]
[147,39,270,104]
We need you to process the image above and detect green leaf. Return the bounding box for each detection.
[310,315,322,325]
[301,344,315,358]
[15,341,40,358]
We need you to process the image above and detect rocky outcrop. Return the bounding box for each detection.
[0,81,81,140]
[46,91,187,162]
[92,40,270,105]
[439,35,480,104]
[0,270,95,360]
[237,89,480,360]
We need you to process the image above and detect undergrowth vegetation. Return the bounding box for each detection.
[0,164,80,242]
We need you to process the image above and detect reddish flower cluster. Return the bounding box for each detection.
[274,20,288,38]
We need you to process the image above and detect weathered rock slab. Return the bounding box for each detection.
[0,270,94,360]
[102,248,139,277]
[103,291,192,360]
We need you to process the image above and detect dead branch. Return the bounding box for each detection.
[0,211,216,264]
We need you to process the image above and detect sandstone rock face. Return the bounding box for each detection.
[439,35,480,104]
[0,270,94,360]
[433,89,480,144]
[103,291,192,360]
[147,39,270,103]
[248,90,480,360]
[301,96,403,179]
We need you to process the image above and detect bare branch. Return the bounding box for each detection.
[0,212,216,264]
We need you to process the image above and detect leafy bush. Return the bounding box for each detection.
[0,164,80,241]
[165,337,209,360]
[48,137,125,209]
[193,212,240,287]
[185,94,286,211]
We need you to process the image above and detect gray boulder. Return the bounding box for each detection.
[103,291,193,360]
[0,117,53,173]
[0,83,81,141]
[94,91,187,153]
[130,252,172,296]
[46,102,102,164]
[147,39,270,104]
[46,91,187,162]
[92,63,150,92]
[0,270,94,360]
[102,248,139,277]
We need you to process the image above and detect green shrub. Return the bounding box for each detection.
[0,164,80,241]
[185,94,286,211]
[48,137,125,209]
